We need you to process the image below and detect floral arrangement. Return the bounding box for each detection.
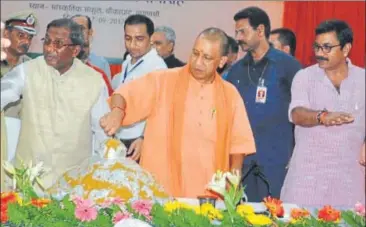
[2,158,48,202]
[1,166,365,227]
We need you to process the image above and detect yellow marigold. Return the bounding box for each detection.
[237,204,255,217]
[246,214,273,226]
[200,203,223,221]
[164,201,199,214]
[164,201,181,213]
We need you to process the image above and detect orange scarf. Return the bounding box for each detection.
[168,65,235,196]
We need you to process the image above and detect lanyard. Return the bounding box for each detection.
[122,59,144,83]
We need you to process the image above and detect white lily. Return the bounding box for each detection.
[29,162,47,182]
[226,169,241,189]
[2,161,16,175]
[206,170,227,196]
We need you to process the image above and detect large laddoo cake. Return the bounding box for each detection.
[48,138,169,204]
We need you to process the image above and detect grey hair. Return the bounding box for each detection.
[46,18,85,46]
[198,27,229,56]
[154,26,176,44]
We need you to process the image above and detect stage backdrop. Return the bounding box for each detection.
[1,1,284,64]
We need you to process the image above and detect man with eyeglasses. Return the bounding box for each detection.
[0,18,110,190]
[281,19,365,207]
[111,14,167,162]
[1,11,38,118]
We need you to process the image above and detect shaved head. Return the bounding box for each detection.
[198,27,229,56]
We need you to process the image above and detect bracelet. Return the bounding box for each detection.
[319,111,328,124]
[316,109,328,124]
[112,106,125,112]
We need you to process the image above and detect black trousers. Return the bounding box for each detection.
[120,138,140,162]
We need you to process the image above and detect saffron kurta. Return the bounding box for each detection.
[1,56,110,189]
[112,67,256,197]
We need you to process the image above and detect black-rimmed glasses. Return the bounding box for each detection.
[313,43,341,54]
[41,37,77,49]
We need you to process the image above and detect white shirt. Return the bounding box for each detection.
[111,48,167,139]
[0,61,110,153]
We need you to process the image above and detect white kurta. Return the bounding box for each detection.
[1,56,110,189]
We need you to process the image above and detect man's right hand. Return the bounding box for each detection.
[1,22,11,60]
[100,108,125,136]
[322,112,354,126]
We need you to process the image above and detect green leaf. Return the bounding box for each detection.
[341,211,365,227]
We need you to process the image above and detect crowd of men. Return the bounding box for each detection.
[1,6,364,208]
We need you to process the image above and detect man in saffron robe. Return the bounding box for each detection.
[100,28,256,197]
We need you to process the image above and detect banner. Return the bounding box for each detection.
[1,1,283,62]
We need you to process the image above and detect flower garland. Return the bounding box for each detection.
[1,165,365,227]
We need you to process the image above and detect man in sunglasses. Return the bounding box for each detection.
[0,18,110,190]
[281,19,365,207]
[1,11,38,118]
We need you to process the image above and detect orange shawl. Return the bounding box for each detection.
[168,65,235,196]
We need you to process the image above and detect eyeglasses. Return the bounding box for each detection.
[41,37,77,49]
[313,43,341,54]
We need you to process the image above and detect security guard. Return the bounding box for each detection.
[1,11,38,118]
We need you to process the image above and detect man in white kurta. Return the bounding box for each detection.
[0,18,110,189]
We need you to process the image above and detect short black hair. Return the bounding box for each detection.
[71,14,92,30]
[46,18,84,46]
[124,14,154,37]
[234,7,271,39]
[270,28,296,56]
[315,19,353,48]
[227,36,239,54]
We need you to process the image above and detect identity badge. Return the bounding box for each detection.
[255,78,267,104]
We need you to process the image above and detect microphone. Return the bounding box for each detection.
[241,161,272,199]
[254,166,272,197]
[241,160,258,183]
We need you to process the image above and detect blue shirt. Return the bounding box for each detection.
[88,52,112,81]
[226,47,302,166]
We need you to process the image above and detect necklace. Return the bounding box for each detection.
[247,61,269,86]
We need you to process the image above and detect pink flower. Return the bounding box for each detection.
[355,202,366,216]
[112,197,124,206]
[131,200,153,217]
[100,197,125,209]
[100,199,113,208]
[71,195,84,207]
[74,199,98,222]
[113,211,132,224]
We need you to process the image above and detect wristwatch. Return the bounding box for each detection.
[316,109,328,124]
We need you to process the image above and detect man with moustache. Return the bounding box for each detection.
[111,14,167,161]
[100,27,255,197]
[1,21,12,192]
[0,18,110,189]
[281,20,365,207]
[1,12,38,118]
[226,7,302,202]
